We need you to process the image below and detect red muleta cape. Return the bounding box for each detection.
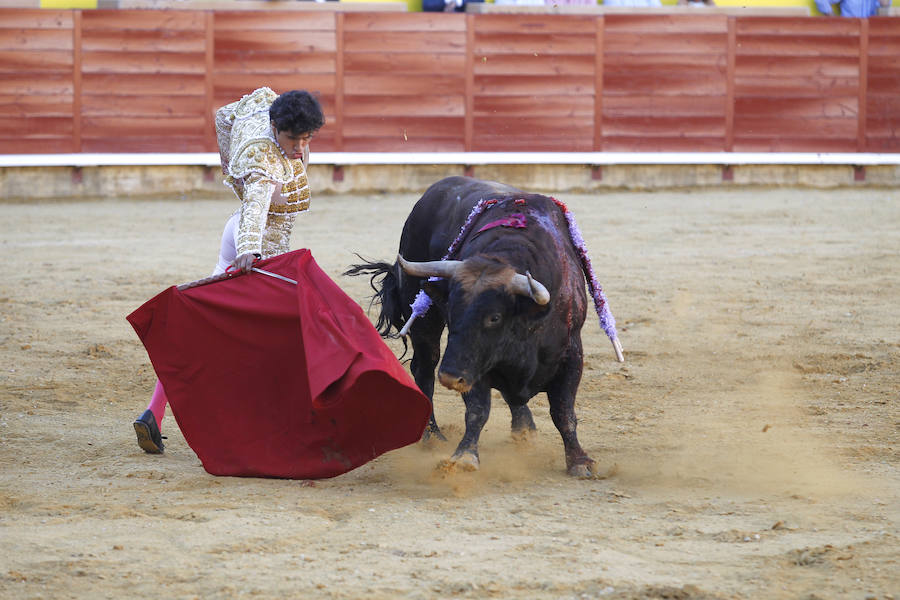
[127,249,431,479]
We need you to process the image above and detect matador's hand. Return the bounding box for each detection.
[231,252,259,274]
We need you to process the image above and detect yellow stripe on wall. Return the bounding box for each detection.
[341,0,424,10]
[40,0,97,7]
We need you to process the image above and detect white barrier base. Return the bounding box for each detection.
[1,152,899,168]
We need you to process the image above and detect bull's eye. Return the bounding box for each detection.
[484,313,502,328]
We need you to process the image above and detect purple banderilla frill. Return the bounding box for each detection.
[398,197,624,362]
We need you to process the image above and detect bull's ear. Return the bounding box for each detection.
[422,280,448,304]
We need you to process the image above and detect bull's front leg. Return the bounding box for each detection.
[546,354,594,477]
[446,380,492,471]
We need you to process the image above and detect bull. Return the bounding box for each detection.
[346,176,621,477]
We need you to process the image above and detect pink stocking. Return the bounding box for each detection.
[146,380,168,428]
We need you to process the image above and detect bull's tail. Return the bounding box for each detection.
[343,256,406,340]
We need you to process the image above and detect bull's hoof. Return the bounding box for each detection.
[422,425,448,446]
[436,451,480,474]
[510,427,537,444]
[566,458,596,478]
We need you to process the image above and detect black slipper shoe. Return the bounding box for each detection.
[133,409,165,454]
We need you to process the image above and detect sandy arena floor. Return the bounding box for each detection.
[0,184,898,599]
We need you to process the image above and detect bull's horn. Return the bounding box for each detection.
[397,255,463,280]
[511,271,550,305]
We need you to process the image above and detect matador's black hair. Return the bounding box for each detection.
[269,90,325,135]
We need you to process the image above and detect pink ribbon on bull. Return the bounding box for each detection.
[475,213,527,234]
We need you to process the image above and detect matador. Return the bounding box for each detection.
[133,87,325,454]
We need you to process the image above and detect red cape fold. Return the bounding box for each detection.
[127,249,430,479]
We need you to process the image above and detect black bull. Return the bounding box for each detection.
[346,176,600,476]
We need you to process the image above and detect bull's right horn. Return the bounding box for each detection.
[398,255,463,280]
[510,271,551,305]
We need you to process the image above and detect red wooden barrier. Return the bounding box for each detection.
[342,12,466,151]
[866,18,900,151]
[472,14,597,152]
[734,17,863,152]
[0,10,76,154]
[603,14,729,152]
[1,8,898,155]
[80,10,208,152]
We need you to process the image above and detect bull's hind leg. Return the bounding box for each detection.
[409,313,446,442]
[502,393,536,442]
[445,381,492,471]
[547,352,595,477]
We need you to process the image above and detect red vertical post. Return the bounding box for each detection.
[725,16,736,152]
[464,14,474,153]
[335,12,344,152]
[857,18,869,152]
[205,11,215,151]
[593,16,604,152]
[72,10,82,153]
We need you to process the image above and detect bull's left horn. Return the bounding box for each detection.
[511,271,550,305]
[397,255,463,280]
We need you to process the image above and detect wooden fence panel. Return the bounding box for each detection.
[866,18,900,152]
[472,14,595,152]
[733,17,862,152]
[602,14,728,152]
[79,10,208,152]
[0,9,75,154]
[0,10,898,156]
[213,11,338,151]
[342,13,466,152]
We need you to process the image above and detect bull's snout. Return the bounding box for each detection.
[438,370,472,394]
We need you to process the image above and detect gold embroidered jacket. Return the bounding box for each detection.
[215,87,311,259]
